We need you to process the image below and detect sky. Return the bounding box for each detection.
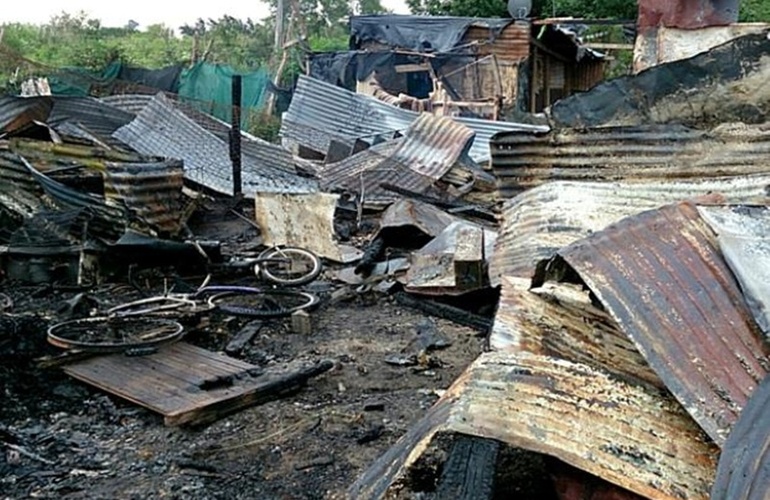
[0,0,410,29]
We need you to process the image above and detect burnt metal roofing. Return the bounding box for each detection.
[282,75,547,164]
[48,97,135,144]
[711,373,770,500]
[113,93,317,196]
[319,114,476,203]
[0,148,45,218]
[390,113,475,180]
[492,276,663,390]
[102,160,187,237]
[103,93,308,176]
[0,96,53,136]
[351,351,719,500]
[534,201,770,446]
[490,176,770,282]
[699,205,770,339]
[319,140,439,205]
[491,123,770,198]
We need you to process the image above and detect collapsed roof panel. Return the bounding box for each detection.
[47,97,136,146]
[490,176,770,282]
[534,202,770,446]
[491,276,663,390]
[103,93,308,176]
[0,96,53,137]
[351,351,719,500]
[491,123,770,198]
[548,31,770,129]
[113,93,317,196]
[282,75,546,164]
[102,160,187,237]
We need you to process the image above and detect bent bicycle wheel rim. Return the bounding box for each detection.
[257,247,322,286]
[48,316,184,352]
[210,289,319,318]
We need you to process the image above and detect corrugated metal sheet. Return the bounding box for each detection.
[491,123,770,198]
[113,93,317,196]
[698,205,770,338]
[48,97,135,143]
[0,96,53,136]
[319,140,437,205]
[491,276,663,390]
[638,0,738,29]
[464,22,530,61]
[711,373,770,500]
[351,351,719,500]
[23,159,128,240]
[104,93,307,176]
[102,160,187,237]
[0,148,45,217]
[282,75,547,164]
[535,201,770,446]
[490,176,770,281]
[318,114,475,203]
[100,94,154,115]
[391,113,475,180]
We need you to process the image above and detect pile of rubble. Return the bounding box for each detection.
[1,19,770,500]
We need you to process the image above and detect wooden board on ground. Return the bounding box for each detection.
[63,342,331,426]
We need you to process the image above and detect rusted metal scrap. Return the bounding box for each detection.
[711,373,770,500]
[534,201,770,446]
[491,276,663,390]
[350,351,719,500]
[491,123,770,198]
[637,0,739,29]
[489,176,770,282]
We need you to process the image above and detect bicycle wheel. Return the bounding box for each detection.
[209,289,319,318]
[257,247,322,286]
[108,296,199,317]
[48,316,184,353]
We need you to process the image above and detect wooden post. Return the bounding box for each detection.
[230,75,242,197]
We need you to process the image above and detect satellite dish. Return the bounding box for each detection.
[508,0,532,19]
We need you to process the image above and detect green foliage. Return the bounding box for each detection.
[246,113,283,143]
[740,0,770,21]
[180,16,273,71]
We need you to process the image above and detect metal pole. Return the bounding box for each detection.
[230,75,242,197]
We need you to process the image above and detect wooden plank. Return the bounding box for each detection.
[395,63,430,73]
[64,342,333,426]
[584,42,635,50]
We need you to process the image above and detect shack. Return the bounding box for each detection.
[308,15,606,118]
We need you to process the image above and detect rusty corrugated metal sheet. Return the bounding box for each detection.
[489,177,770,282]
[711,373,770,500]
[464,21,531,61]
[282,75,547,164]
[319,114,475,202]
[392,114,475,180]
[319,140,437,206]
[535,201,770,446]
[102,160,187,237]
[113,93,317,196]
[0,96,53,136]
[638,0,739,29]
[699,205,770,338]
[351,351,719,500]
[492,276,663,389]
[491,123,770,198]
